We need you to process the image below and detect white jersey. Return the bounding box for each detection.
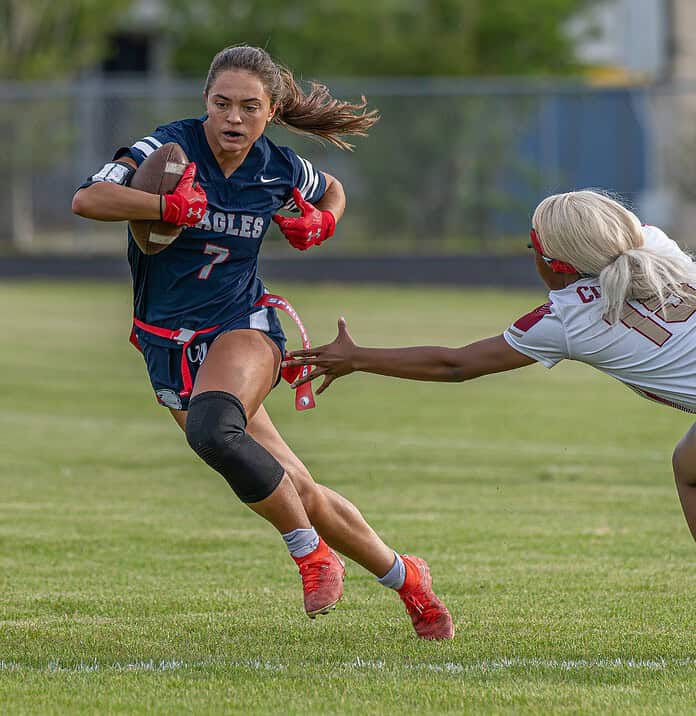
[503,226,696,413]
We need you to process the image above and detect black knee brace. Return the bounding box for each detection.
[185,391,284,503]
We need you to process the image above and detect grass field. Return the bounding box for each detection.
[1,280,695,715]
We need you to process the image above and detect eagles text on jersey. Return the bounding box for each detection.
[115,117,327,329]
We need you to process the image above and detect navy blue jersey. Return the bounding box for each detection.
[119,117,326,328]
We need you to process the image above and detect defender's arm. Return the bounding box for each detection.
[284,318,535,394]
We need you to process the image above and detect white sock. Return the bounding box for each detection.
[282,527,320,558]
[377,552,406,590]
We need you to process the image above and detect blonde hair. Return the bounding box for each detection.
[532,190,696,323]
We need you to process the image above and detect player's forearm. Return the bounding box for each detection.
[72,183,161,222]
[347,336,533,382]
[350,345,471,382]
[315,175,345,222]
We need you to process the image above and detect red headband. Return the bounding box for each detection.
[529,229,578,274]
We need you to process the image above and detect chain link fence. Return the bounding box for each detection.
[0,77,689,255]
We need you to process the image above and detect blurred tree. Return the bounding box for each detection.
[165,0,594,78]
[162,0,596,252]
[335,92,547,251]
[0,0,133,247]
[0,0,133,79]
[472,0,590,75]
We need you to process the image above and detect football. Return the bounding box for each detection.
[129,142,189,255]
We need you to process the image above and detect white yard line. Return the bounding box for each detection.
[0,658,286,673]
[1,657,694,674]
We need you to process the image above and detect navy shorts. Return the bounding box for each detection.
[133,306,286,411]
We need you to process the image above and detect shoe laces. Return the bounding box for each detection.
[299,558,331,593]
[403,591,443,624]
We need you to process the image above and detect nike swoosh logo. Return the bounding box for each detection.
[260,176,280,183]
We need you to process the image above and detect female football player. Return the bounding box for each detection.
[71,45,453,640]
[285,190,696,542]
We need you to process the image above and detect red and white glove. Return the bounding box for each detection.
[272,187,335,251]
[161,162,208,227]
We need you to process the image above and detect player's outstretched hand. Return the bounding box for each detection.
[282,317,355,395]
[272,188,335,251]
[161,162,208,227]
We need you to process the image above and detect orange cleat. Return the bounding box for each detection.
[293,539,345,618]
[397,555,454,640]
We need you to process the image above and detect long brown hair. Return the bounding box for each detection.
[204,45,380,151]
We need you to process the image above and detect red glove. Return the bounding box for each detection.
[272,188,336,250]
[161,162,208,227]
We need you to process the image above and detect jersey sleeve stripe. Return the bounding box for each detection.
[143,136,163,149]
[132,140,158,157]
[297,160,309,195]
[307,172,320,199]
[305,159,317,193]
[298,157,315,196]
[281,155,321,211]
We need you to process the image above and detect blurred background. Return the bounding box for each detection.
[2,0,695,280]
[5,5,696,707]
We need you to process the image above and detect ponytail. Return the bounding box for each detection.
[533,190,696,324]
[600,246,696,324]
[204,45,379,151]
[274,68,379,150]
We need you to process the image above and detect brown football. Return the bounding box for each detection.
[129,142,189,255]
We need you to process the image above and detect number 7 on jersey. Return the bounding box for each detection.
[198,243,230,280]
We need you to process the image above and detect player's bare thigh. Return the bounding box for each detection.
[192,328,281,417]
[168,328,281,431]
[246,404,312,480]
[673,422,696,485]
[170,408,187,431]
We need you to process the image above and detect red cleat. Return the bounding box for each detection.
[397,555,454,640]
[292,539,345,618]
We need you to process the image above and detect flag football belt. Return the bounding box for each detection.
[255,293,316,411]
[129,293,315,412]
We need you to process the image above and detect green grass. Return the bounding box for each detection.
[0,280,695,715]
